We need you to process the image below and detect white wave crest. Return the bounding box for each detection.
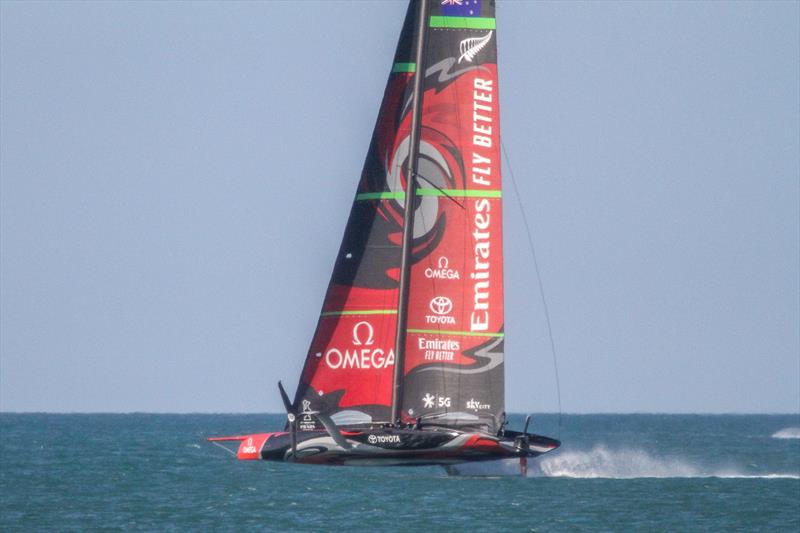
[772,427,800,439]
[535,446,800,479]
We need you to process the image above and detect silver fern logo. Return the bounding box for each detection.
[458,31,493,63]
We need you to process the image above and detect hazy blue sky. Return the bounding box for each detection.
[1,1,798,413]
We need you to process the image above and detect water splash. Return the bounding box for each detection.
[538,446,698,478]
[444,446,800,479]
[772,427,800,439]
[536,446,799,479]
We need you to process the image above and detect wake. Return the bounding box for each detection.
[444,446,799,479]
[535,446,799,479]
[772,427,800,440]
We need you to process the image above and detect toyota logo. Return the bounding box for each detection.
[368,435,377,444]
[429,296,453,315]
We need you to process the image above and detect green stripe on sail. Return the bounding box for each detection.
[356,190,501,201]
[429,16,496,30]
[355,191,405,201]
[407,328,504,338]
[392,62,416,73]
[321,309,398,317]
[417,188,501,198]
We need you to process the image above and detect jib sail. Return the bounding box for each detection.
[293,0,504,434]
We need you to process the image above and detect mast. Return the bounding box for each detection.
[391,0,429,425]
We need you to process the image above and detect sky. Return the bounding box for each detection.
[1,0,798,414]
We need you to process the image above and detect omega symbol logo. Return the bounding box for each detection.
[438,256,449,269]
[429,296,453,315]
[352,321,375,346]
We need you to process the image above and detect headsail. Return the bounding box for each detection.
[294,0,504,434]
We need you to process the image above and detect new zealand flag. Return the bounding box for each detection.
[440,0,481,17]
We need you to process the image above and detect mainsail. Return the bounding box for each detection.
[294,0,504,434]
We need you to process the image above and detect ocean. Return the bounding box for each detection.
[1,413,798,531]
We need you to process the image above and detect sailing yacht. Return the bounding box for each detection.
[210,0,560,473]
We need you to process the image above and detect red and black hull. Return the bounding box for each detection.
[210,427,559,467]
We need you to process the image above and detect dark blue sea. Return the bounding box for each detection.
[1,413,798,531]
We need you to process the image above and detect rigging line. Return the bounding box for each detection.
[413,172,466,210]
[500,139,562,436]
[209,440,237,457]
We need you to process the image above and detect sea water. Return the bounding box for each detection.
[1,414,798,531]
